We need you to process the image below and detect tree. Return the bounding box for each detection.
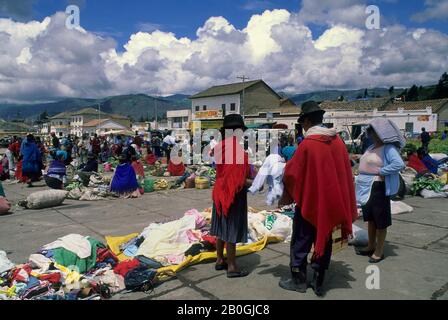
[407,85,419,101]
[363,89,368,99]
[388,86,395,96]
[39,110,48,121]
[432,72,448,99]
[139,115,145,123]
[338,95,345,102]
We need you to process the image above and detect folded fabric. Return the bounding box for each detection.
[0,250,15,274]
[52,238,105,274]
[42,234,92,259]
[113,259,140,277]
[137,215,196,259]
[123,245,139,258]
[29,254,52,274]
[185,242,215,257]
[136,256,163,269]
[184,209,207,229]
[96,248,119,266]
[38,273,62,284]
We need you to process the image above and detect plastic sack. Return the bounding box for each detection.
[391,201,414,215]
[0,250,15,274]
[26,190,68,209]
[143,179,155,193]
[270,214,292,242]
[420,189,447,199]
[0,197,11,215]
[348,225,369,247]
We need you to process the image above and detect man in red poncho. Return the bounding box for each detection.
[279,101,357,296]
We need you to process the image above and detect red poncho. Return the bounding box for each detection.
[407,154,427,174]
[167,160,185,176]
[145,154,157,165]
[212,137,250,217]
[283,133,357,258]
[131,161,145,178]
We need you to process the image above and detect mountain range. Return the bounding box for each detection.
[0,87,415,122]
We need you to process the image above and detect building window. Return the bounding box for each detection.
[222,104,226,110]
[203,105,207,111]
[230,103,236,111]
[195,106,200,112]
[59,121,63,126]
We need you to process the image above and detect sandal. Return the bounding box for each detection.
[227,270,249,278]
[215,262,228,271]
[355,248,375,257]
[369,255,385,264]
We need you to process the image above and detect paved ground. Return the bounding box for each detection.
[1,181,447,300]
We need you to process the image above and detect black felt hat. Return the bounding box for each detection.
[298,101,326,123]
[221,114,248,131]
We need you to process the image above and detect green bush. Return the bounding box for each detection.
[405,138,448,154]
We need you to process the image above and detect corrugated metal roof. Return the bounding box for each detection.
[190,80,269,99]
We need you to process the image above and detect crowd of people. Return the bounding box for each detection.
[1,103,446,297]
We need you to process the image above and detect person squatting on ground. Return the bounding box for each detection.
[279,101,358,297]
[355,118,405,263]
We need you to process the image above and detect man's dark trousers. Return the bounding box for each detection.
[290,208,333,272]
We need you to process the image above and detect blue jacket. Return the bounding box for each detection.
[356,144,405,206]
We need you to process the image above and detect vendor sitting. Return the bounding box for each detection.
[44,152,66,190]
[407,149,429,175]
[131,155,145,179]
[110,153,141,197]
[78,153,99,187]
[417,148,448,175]
[145,147,157,165]
[167,150,186,177]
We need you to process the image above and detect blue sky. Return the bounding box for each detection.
[7,0,448,49]
[0,0,447,101]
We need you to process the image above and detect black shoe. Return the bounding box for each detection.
[227,270,249,278]
[310,270,325,297]
[279,270,307,293]
[215,262,228,271]
[355,248,375,257]
[369,255,385,264]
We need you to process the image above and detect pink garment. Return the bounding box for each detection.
[186,230,202,243]
[165,254,186,265]
[184,209,207,229]
[359,146,384,179]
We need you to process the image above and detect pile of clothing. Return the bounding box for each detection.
[67,173,117,201]
[108,209,215,267]
[0,234,158,300]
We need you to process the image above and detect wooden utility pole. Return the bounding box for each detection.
[237,75,250,119]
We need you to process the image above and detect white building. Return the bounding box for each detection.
[83,119,129,136]
[50,112,72,137]
[189,80,282,130]
[167,110,191,130]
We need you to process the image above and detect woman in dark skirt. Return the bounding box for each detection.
[355,119,405,263]
[211,114,253,278]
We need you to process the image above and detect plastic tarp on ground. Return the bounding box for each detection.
[106,234,282,280]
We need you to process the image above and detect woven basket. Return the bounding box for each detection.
[195,177,210,189]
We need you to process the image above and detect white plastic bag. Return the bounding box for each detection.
[391,201,414,215]
[0,250,15,274]
[270,214,293,242]
[420,189,447,199]
[348,224,369,247]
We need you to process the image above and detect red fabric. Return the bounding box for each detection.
[113,259,140,277]
[131,161,145,178]
[96,248,119,264]
[283,134,357,258]
[407,154,428,174]
[11,265,32,282]
[15,160,28,183]
[38,273,62,284]
[9,141,20,156]
[202,235,217,247]
[167,160,185,176]
[145,154,157,165]
[212,137,250,217]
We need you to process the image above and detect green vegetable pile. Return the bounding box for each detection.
[411,177,445,195]
[66,181,83,191]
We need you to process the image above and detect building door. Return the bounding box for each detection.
[405,122,414,134]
